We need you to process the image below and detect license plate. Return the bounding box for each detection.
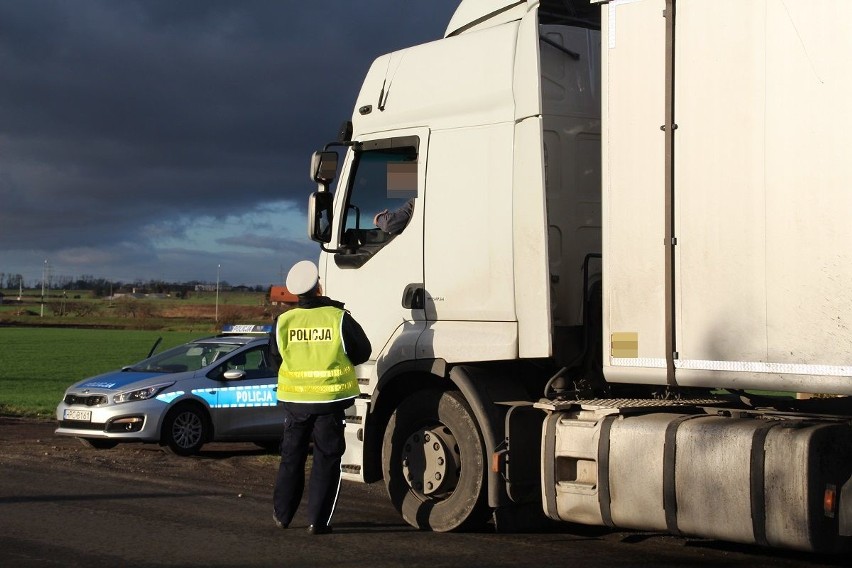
[64,408,92,422]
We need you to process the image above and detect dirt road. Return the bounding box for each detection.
[1,416,848,568]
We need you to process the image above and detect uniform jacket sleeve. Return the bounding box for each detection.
[268,322,283,370]
[342,311,372,366]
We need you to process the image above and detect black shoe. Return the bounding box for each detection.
[273,514,288,529]
[307,524,332,535]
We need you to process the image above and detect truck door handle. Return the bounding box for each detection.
[402,283,425,309]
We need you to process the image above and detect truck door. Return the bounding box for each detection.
[321,128,428,372]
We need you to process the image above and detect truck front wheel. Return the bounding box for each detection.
[381,389,490,531]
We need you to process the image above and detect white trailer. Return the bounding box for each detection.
[305,0,852,552]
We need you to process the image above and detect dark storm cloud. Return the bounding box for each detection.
[0,0,458,282]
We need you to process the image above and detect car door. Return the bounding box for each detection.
[206,345,283,440]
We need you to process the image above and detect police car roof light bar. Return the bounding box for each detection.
[220,324,273,335]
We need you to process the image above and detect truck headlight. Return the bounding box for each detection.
[113,383,175,404]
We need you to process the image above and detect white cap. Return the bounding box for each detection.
[286,260,319,296]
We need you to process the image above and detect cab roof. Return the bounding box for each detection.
[446,0,599,37]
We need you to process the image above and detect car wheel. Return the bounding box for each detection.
[78,438,118,450]
[381,389,490,532]
[161,404,208,456]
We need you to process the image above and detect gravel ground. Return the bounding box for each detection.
[0,415,284,498]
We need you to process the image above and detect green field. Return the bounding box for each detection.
[0,328,204,418]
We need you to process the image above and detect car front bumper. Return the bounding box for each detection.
[55,398,168,442]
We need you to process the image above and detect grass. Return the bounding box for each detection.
[0,289,284,419]
[0,328,204,418]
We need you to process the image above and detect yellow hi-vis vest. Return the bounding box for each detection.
[275,306,359,403]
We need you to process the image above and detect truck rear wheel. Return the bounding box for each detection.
[381,389,490,532]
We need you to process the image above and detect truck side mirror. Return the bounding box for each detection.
[308,191,334,244]
[310,151,339,186]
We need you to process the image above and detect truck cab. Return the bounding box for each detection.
[301,0,852,551]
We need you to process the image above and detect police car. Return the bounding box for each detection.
[55,325,284,456]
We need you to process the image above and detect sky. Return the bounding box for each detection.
[0,0,460,288]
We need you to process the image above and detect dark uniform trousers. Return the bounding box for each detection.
[273,403,346,527]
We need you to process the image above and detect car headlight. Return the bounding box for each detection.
[113,382,175,404]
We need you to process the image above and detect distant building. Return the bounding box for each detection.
[109,293,146,300]
[107,292,167,300]
[269,285,298,306]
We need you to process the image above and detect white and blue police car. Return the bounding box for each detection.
[55,325,283,455]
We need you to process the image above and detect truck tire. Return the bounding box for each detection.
[381,389,490,532]
[161,404,208,456]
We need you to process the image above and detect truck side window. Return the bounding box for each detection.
[341,145,418,254]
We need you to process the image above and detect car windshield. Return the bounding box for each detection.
[126,341,243,373]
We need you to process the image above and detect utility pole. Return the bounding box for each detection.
[40,259,47,317]
[215,264,221,323]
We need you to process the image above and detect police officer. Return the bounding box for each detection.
[270,260,371,535]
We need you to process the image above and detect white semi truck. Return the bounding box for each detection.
[305,0,852,552]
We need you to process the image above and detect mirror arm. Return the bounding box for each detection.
[320,243,348,254]
[323,140,360,152]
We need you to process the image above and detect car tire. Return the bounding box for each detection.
[161,404,208,456]
[78,437,119,450]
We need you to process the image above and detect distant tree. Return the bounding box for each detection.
[149,279,170,294]
[70,274,96,290]
[70,302,101,317]
[114,298,138,318]
[49,302,67,317]
[136,302,158,319]
[114,298,158,319]
[90,279,109,297]
[219,306,248,322]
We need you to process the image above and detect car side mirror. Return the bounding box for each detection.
[223,370,245,380]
